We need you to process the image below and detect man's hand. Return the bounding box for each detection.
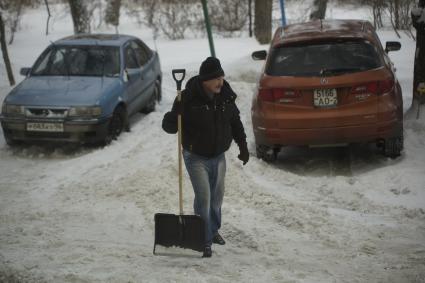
[237,142,249,165]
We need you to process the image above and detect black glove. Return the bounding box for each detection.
[162,100,183,134]
[237,142,249,165]
[162,111,177,134]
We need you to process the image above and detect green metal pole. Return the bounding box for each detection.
[201,0,216,58]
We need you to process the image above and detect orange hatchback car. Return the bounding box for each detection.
[251,19,403,162]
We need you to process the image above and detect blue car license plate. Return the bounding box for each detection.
[26,122,64,132]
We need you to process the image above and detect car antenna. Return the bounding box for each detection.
[50,40,70,80]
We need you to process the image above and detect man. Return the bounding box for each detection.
[162,57,249,258]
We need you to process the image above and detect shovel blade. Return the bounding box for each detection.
[154,213,205,254]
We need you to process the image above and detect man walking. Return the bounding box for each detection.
[162,57,249,257]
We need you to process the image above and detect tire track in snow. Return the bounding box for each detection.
[220,147,425,281]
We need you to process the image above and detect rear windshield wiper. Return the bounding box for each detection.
[320,67,361,76]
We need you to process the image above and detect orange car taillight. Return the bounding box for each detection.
[258,88,300,102]
[377,79,395,94]
[351,79,394,96]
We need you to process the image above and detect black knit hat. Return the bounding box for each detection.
[199,57,225,81]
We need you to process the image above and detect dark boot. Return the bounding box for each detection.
[212,233,225,245]
[202,246,212,258]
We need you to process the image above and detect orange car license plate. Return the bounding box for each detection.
[314,88,337,107]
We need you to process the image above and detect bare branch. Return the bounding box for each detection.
[0,11,15,86]
[44,0,51,35]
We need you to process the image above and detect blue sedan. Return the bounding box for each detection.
[0,34,162,145]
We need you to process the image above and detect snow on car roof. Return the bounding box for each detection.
[55,33,137,46]
[273,19,376,46]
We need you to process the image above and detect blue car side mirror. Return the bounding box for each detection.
[20,68,31,76]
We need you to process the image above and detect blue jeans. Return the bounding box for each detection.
[183,149,226,246]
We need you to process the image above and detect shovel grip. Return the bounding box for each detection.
[172,69,186,91]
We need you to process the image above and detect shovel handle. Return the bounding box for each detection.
[172,69,186,215]
[172,69,186,91]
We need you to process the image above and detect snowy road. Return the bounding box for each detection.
[1,75,425,282]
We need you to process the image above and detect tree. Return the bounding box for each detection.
[310,0,328,20]
[0,0,26,45]
[142,0,202,40]
[68,0,89,34]
[372,0,385,29]
[0,11,15,86]
[248,0,252,37]
[7,0,22,44]
[44,0,51,35]
[105,0,121,33]
[364,0,415,36]
[209,0,248,35]
[254,0,272,44]
[412,0,425,104]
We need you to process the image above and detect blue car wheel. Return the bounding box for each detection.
[104,106,126,144]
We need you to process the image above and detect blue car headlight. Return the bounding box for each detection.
[68,106,102,117]
[2,104,25,115]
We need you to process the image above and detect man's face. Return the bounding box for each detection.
[202,76,224,94]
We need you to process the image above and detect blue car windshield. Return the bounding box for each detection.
[31,45,120,77]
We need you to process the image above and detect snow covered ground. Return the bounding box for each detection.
[1,1,424,282]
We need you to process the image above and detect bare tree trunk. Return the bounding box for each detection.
[8,0,23,45]
[389,5,402,38]
[45,0,51,35]
[96,0,103,29]
[310,0,328,20]
[0,12,15,86]
[144,0,156,27]
[372,0,384,29]
[105,0,121,31]
[412,0,425,104]
[254,0,272,44]
[394,0,401,29]
[248,0,252,37]
[68,0,89,34]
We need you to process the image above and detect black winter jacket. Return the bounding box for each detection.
[162,76,247,158]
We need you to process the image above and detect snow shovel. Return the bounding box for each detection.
[153,69,205,255]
